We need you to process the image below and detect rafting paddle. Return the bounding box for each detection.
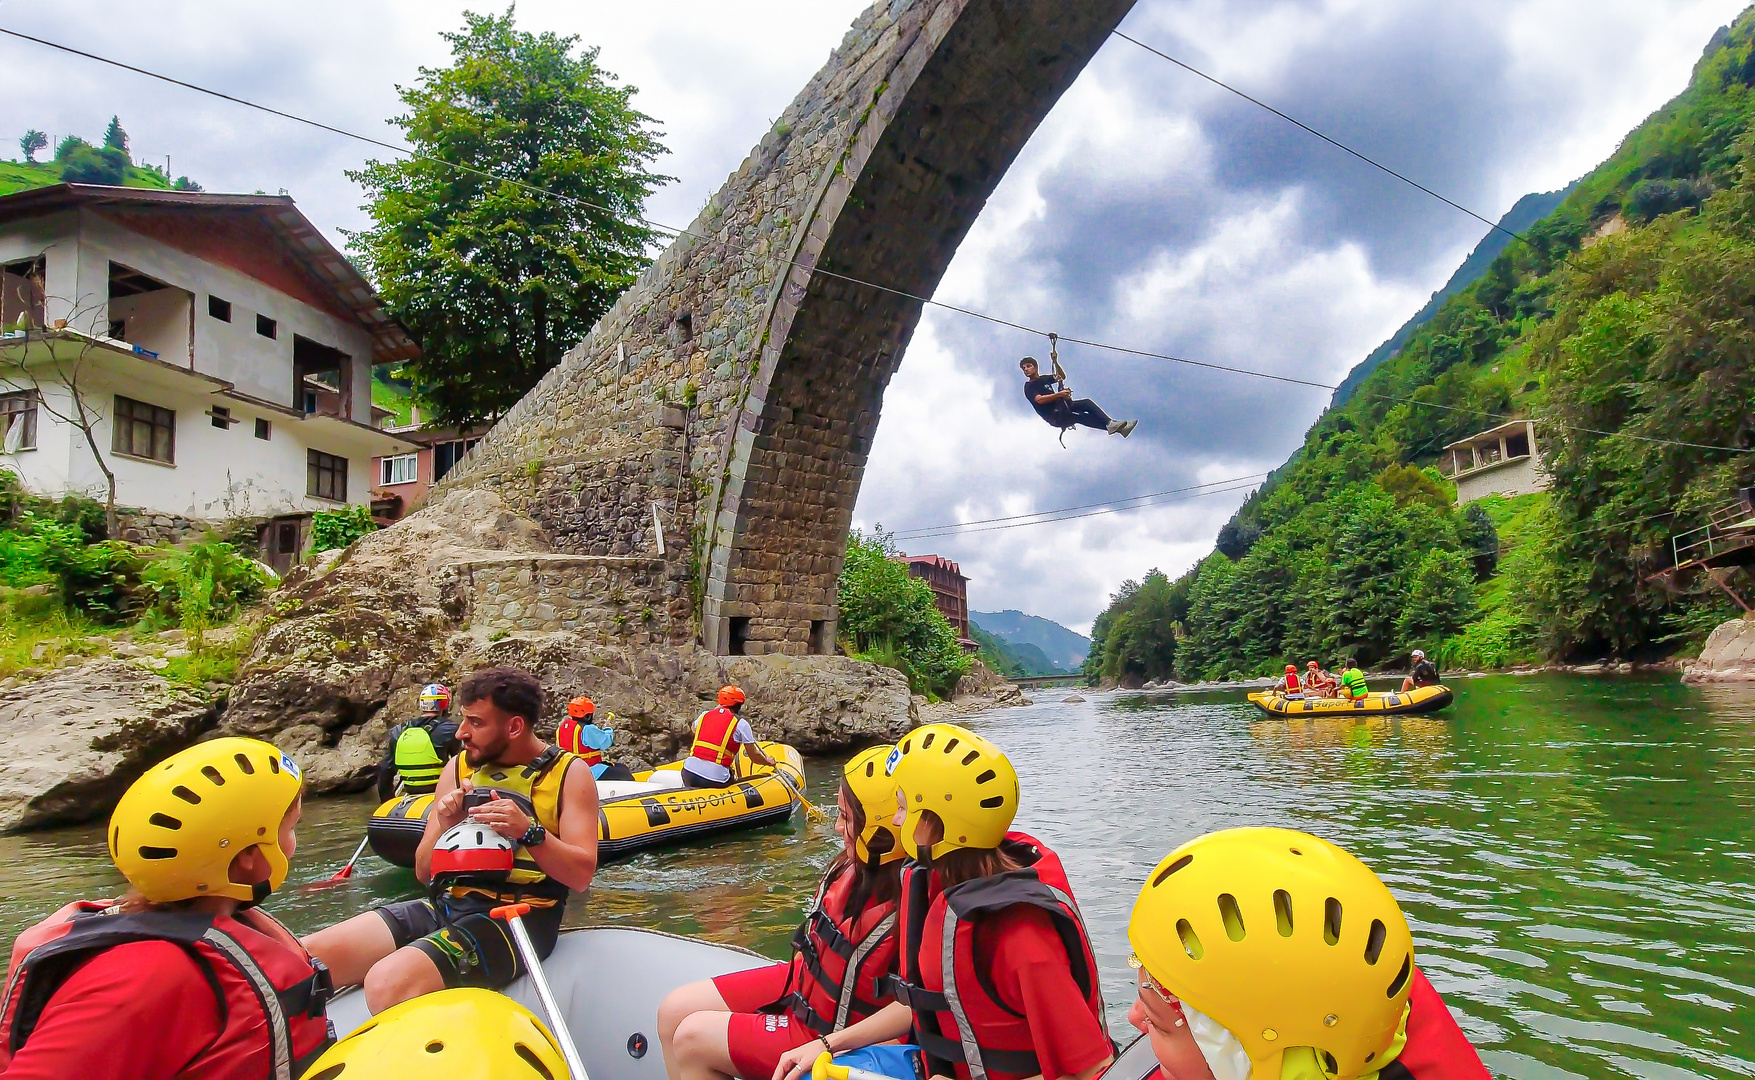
[492,903,589,1080]
[310,835,372,888]
[774,768,827,822]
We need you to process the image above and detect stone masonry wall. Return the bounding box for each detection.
[441,554,672,646]
[430,0,1136,656]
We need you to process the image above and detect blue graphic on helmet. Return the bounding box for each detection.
[884,746,902,776]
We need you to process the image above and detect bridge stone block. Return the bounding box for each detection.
[429,0,1136,654]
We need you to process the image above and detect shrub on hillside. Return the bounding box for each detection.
[310,505,379,552]
[837,528,970,698]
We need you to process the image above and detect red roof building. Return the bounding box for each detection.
[898,553,971,639]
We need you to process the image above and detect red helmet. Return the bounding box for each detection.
[717,685,745,707]
[568,696,595,719]
[1285,665,1297,673]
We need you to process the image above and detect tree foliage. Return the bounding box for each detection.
[349,9,671,427]
[18,130,46,163]
[837,528,971,698]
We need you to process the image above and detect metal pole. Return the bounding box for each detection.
[494,904,589,1080]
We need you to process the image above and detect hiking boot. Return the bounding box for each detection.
[1119,420,1138,437]
[1106,420,1124,434]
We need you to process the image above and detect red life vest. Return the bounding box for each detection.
[690,706,744,768]
[1284,673,1301,692]
[893,832,1108,1080]
[768,863,899,1035]
[0,904,333,1080]
[556,718,604,767]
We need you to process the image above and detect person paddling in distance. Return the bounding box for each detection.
[0,738,333,1080]
[304,666,600,1011]
[1400,649,1439,693]
[774,722,1113,1080]
[558,694,637,782]
[1125,827,1488,1080]
[376,681,461,799]
[1337,659,1369,701]
[1280,665,1302,696]
[683,685,781,789]
[1300,661,1336,698]
[658,745,905,1080]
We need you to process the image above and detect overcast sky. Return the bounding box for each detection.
[1,0,1745,632]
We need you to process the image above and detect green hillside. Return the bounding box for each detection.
[2,118,200,198]
[0,158,178,198]
[1089,7,1755,682]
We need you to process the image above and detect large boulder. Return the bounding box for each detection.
[1682,617,1755,682]
[221,489,916,791]
[0,659,217,832]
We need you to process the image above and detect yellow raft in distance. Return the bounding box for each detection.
[1246,684,1453,717]
[366,742,806,867]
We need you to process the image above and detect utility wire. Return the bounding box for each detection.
[11,26,1749,458]
[1111,30,1528,247]
[899,480,1265,541]
[893,472,1270,538]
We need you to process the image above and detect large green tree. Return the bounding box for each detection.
[350,9,670,426]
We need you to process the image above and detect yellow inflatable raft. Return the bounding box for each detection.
[366,742,805,867]
[1247,684,1453,717]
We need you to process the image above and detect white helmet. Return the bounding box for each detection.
[429,820,515,878]
[1411,649,1426,659]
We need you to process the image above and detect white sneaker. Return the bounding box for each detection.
[1106,420,1124,434]
[1120,420,1138,437]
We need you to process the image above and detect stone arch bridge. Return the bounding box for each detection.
[437,0,1137,655]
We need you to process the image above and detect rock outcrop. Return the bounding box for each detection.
[0,660,217,832]
[219,489,917,792]
[1681,617,1755,682]
[916,659,1030,725]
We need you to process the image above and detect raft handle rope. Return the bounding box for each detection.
[9,26,1750,457]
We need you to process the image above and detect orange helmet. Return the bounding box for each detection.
[568,696,595,719]
[718,685,745,707]
[1285,665,1297,673]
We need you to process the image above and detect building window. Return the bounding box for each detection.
[380,453,418,486]
[256,314,277,339]
[113,395,175,463]
[107,319,126,341]
[432,437,481,482]
[208,296,231,322]
[210,405,231,429]
[1,391,38,452]
[255,417,271,441]
[307,449,347,501]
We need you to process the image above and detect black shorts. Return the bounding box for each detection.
[682,768,731,789]
[376,894,564,989]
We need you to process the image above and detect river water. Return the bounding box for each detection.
[1,674,1750,1079]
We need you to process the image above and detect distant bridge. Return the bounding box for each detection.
[1011,674,1087,690]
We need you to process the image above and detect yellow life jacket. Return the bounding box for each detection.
[393,721,445,791]
[445,746,577,905]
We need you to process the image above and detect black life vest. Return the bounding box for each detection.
[0,906,333,1080]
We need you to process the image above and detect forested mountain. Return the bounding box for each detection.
[970,610,1091,670]
[1087,8,1755,685]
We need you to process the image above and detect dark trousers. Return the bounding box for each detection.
[1058,399,1113,431]
[682,768,731,789]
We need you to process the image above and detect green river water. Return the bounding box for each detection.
[0,674,1750,1079]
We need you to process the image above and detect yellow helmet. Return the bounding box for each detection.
[109,737,303,904]
[298,988,569,1079]
[842,745,904,865]
[1127,828,1414,1080]
[887,723,1017,860]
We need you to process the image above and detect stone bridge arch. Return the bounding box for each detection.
[437,0,1137,655]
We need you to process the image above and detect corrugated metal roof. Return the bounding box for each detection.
[0,184,418,365]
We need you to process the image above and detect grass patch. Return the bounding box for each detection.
[0,598,111,679]
[1434,493,1546,670]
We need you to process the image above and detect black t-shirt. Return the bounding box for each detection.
[1411,659,1439,686]
[1024,375,1067,424]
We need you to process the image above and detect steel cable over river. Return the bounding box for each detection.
[0,673,1749,1079]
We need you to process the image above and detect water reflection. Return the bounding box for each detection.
[0,675,1748,1079]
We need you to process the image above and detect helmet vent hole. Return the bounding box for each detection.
[864,762,875,777]
[268,756,281,774]
[148,813,181,830]
[1290,847,1303,856]
[516,1043,557,1079]
[1175,918,1204,960]
[964,752,980,767]
[1364,1053,1375,1064]
[1364,919,1387,964]
[921,733,935,749]
[234,753,255,775]
[426,1041,444,1053]
[979,795,1004,808]
[307,1067,346,1080]
[172,785,201,805]
[1273,890,1294,937]
[1321,1052,1338,1074]
[1387,954,1411,998]
[1152,855,1193,887]
[201,766,226,786]
[1217,893,1245,941]
[944,737,961,754]
[138,845,178,860]
[1323,898,1342,945]
[975,768,995,783]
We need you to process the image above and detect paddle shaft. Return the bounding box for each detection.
[773,768,824,819]
[338,835,369,874]
[495,906,589,1080]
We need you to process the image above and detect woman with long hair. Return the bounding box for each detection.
[774,722,1114,1080]
[659,745,906,1080]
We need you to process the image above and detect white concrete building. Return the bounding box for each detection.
[1440,420,1548,505]
[0,184,417,568]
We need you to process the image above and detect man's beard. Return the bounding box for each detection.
[464,733,510,767]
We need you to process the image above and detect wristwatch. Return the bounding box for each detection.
[520,822,548,847]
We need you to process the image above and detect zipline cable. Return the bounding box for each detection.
[9,26,1748,458]
[898,480,1265,541]
[892,472,1271,538]
[1110,30,1530,247]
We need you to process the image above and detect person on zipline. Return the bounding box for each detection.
[1020,356,1136,438]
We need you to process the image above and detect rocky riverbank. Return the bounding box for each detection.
[1681,616,1755,683]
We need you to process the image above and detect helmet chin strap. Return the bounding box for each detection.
[240,876,273,910]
